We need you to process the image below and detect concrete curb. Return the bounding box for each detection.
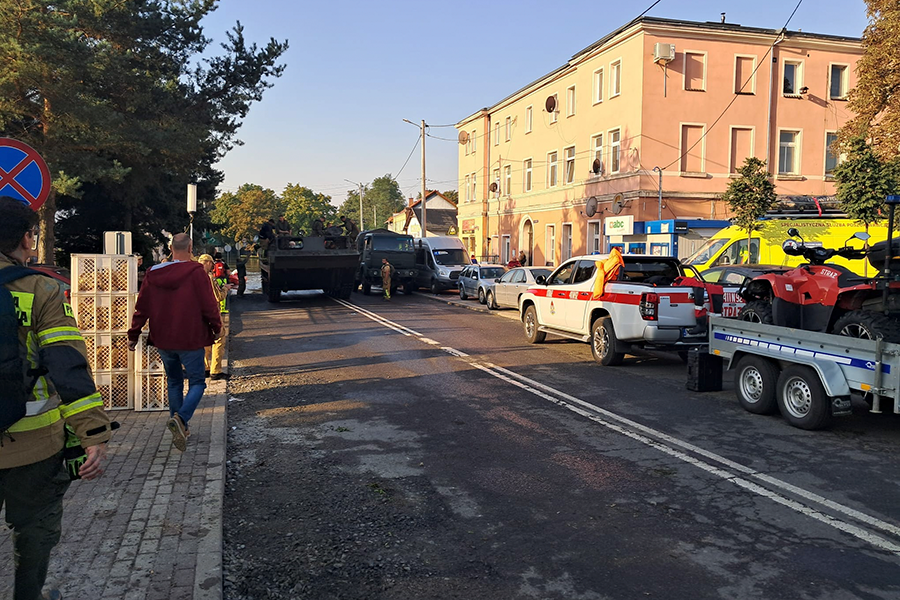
[415,291,521,321]
[193,381,226,600]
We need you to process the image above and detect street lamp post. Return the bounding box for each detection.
[187,183,197,245]
[343,179,364,232]
[651,167,663,221]
[403,118,427,237]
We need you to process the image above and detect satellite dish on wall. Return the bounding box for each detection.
[458,130,470,144]
[545,95,557,113]
[585,197,598,217]
[591,158,603,175]
[611,194,625,215]
[489,182,498,193]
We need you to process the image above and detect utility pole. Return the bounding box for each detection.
[652,167,663,221]
[403,118,427,237]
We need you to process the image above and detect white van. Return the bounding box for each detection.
[414,236,470,293]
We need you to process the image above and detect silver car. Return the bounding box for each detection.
[458,264,508,303]
[485,266,552,310]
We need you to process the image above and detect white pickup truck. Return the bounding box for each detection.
[519,254,720,365]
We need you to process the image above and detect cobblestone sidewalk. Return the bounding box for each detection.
[0,380,227,600]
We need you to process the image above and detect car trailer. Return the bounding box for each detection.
[708,316,900,430]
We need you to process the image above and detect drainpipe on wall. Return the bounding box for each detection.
[765,30,786,172]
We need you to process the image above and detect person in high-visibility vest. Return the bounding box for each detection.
[0,197,114,600]
[199,254,232,380]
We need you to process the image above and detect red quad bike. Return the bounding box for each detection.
[738,227,900,342]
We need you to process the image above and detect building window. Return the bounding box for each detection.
[492,168,500,195]
[501,235,511,264]
[524,159,533,192]
[778,130,800,175]
[494,121,500,146]
[609,129,621,173]
[567,85,576,117]
[470,131,476,155]
[562,224,573,261]
[684,52,706,91]
[680,124,705,173]
[471,172,477,201]
[464,175,470,202]
[830,64,848,100]
[525,106,533,133]
[825,132,841,175]
[504,165,512,195]
[587,221,601,254]
[564,146,576,184]
[734,55,756,94]
[783,61,802,96]
[593,68,604,104]
[549,94,559,124]
[545,225,556,266]
[730,127,753,173]
[610,60,621,97]
[547,151,558,187]
[591,134,603,174]
[505,116,511,141]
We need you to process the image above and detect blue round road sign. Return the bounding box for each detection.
[0,138,52,211]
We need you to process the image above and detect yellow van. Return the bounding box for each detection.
[684,219,888,276]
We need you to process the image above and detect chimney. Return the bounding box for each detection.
[408,197,415,207]
[720,12,726,23]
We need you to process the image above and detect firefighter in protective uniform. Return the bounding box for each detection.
[0,197,113,600]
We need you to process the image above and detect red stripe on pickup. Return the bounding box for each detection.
[526,288,693,305]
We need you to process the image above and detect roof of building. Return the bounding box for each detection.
[457,15,862,125]
[407,190,456,210]
[413,206,458,236]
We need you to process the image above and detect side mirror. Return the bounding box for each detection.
[854,232,871,242]
[535,275,547,285]
[494,278,501,283]
[787,227,800,237]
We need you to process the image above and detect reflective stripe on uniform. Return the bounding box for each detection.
[59,392,103,419]
[8,408,61,433]
[37,326,83,346]
[24,397,51,416]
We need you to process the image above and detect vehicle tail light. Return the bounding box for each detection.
[640,292,659,321]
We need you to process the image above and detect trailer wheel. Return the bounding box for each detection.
[734,355,779,414]
[776,365,833,430]
[523,306,545,343]
[832,310,900,344]
[739,301,773,324]
[591,317,625,366]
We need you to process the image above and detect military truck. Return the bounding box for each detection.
[260,229,359,302]
[355,229,418,295]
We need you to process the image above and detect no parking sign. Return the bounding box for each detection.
[0,138,52,211]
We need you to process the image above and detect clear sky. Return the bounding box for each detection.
[203,0,869,205]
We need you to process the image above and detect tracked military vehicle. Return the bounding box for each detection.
[260,228,359,302]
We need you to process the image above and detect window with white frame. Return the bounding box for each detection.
[783,61,802,95]
[734,55,756,94]
[564,146,576,184]
[525,106,533,133]
[501,235,511,264]
[524,159,533,192]
[504,165,512,195]
[562,224,573,261]
[471,172,477,201]
[593,68,604,104]
[592,134,603,174]
[680,124,704,173]
[610,60,622,97]
[825,132,841,175]
[778,130,801,175]
[549,94,559,124]
[587,221,601,254]
[684,52,706,91]
[545,225,556,266]
[492,168,500,195]
[494,121,500,146]
[464,175,470,202]
[471,131,476,155]
[830,64,848,100]
[567,85,576,117]
[505,116,511,141]
[609,129,621,173]
[547,151,558,187]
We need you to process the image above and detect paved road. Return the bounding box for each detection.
[224,289,900,600]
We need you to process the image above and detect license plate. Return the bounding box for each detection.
[682,327,706,338]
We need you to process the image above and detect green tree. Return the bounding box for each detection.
[722,157,777,249]
[211,184,282,242]
[282,184,336,234]
[840,1,900,159]
[0,2,288,263]
[441,190,459,205]
[834,137,900,230]
[338,175,405,230]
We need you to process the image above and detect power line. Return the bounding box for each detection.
[393,135,421,181]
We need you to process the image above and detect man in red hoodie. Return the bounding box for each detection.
[127,233,222,451]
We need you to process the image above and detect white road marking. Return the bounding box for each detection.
[331,298,900,555]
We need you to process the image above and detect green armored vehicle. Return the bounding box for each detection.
[260,229,359,302]
[355,229,418,295]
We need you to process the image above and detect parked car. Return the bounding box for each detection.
[30,264,72,301]
[458,264,507,303]
[700,264,793,317]
[485,266,551,310]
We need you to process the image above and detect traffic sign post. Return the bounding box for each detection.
[0,138,51,211]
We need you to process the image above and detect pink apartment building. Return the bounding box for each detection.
[455,16,862,265]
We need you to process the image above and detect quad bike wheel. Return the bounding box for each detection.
[738,300,773,324]
[832,310,900,344]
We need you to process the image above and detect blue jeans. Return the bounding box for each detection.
[158,348,207,426]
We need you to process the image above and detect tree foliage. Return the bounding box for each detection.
[722,157,777,240]
[211,184,282,243]
[338,175,405,230]
[0,1,288,263]
[834,137,900,227]
[840,1,900,159]
[282,184,336,234]
[441,190,459,205]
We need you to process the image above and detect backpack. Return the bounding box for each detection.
[0,266,43,432]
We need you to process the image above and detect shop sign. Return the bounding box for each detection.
[604,214,634,236]
[461,219,475,234]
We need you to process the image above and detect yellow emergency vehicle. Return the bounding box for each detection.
[684,219,888,276]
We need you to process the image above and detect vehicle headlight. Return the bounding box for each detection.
[439,268,450,277]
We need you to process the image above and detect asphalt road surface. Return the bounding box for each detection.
[223,288,900,600]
